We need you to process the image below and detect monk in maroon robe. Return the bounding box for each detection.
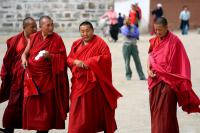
[147,17,200,133]
[0,17,37,133]
[21,16,69,133]
[67,21,122,133]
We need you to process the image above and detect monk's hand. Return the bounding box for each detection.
[43,51,50,60]
[21,55,28,69]
[147,69,156,78]
[74,59,88,69]
[82,63,88,69]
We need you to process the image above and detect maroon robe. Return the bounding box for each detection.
[0,32,26,128]
[67,35,122,133]
[23,31,69,130]
[148,32,200,133]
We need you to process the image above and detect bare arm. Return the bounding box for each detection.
[21,40,31,69]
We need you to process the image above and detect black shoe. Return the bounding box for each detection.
[0,128,6,133]
[0,128,14,133]
[0,128,5,133]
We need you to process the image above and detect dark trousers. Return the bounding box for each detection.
[180,20,189,35]
[122,42,145,80]
[110,24,119,41]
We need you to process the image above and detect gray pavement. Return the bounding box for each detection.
[0,30,200,133]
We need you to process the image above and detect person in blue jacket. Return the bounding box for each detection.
[121,18,146,80]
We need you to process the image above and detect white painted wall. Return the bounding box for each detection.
[115,0,150,33]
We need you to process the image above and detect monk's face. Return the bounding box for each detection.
[24,20,37,37]
[40,19,54,36]
[154,24,168,38]
[80,25,94,42]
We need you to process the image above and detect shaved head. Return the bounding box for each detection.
[39,16,54,36]
[79,21,94,43]
[39,16,52,27]
[154,17,168,38]
[23,17,37,38]
[79,21,94,31]
[23,17,35,29]
[155,17,168,26]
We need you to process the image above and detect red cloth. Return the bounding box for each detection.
[16,37,26,52]
[137,6,142,20]
[150,81,179,133]
[129,10,137,25]
[67,35,122,133]
[0,32,26,128]
[23,31,69,130]
[24,71,40,96]
[148,32,200,113]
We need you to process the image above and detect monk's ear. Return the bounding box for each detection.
[23,23,26,29]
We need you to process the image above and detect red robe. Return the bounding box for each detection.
[129,10,137,25]
[67,35,122,133]
[148,31,200,113]
[23,31,69,130]
[0,32,26,128]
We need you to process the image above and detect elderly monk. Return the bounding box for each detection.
[0,17,37,133]
[67,21,122,133]
[148,17,200,133]
[21,16,69,133]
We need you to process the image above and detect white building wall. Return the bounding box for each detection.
[115,0,150,33]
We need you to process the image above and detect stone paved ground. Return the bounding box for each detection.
[0,30,200,133]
